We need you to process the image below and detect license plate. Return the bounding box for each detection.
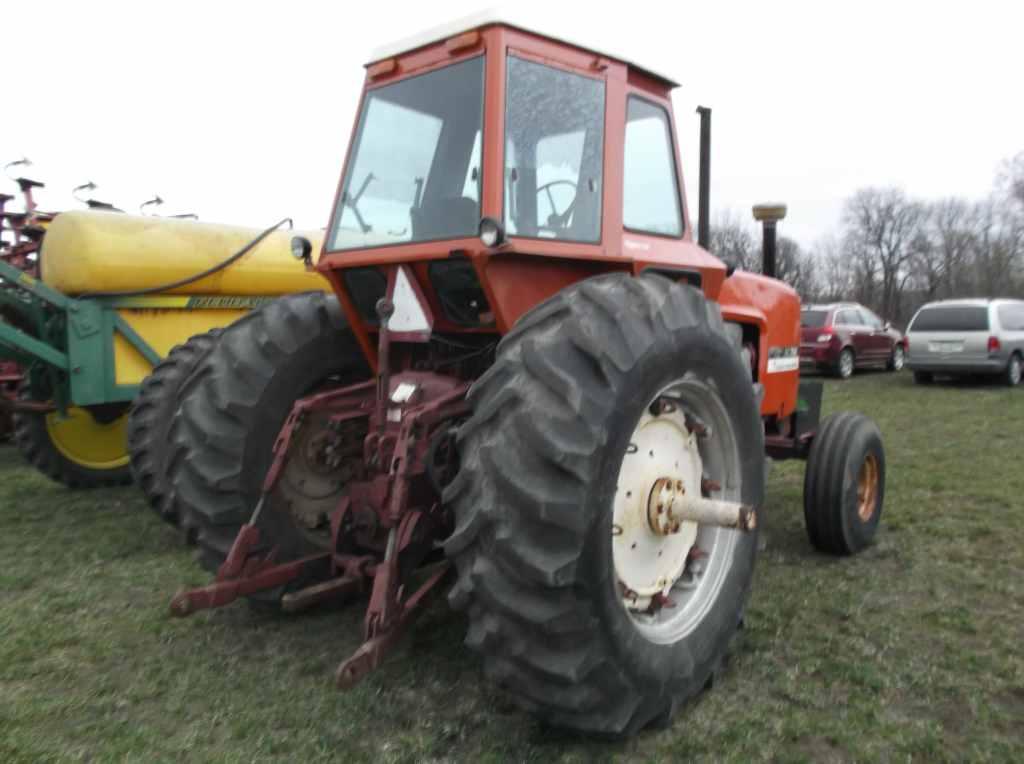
[929,341,963,353]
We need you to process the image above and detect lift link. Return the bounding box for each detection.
[167,283,468,689]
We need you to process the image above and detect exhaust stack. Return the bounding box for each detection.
[696,107,711,250]
[752,203,787,279]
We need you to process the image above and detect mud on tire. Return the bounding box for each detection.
[127,329,223,530]
[164,292,368,560]
[444,273,765,736]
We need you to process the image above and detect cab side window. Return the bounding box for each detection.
[623,97,682,237]
[504,55,605,243]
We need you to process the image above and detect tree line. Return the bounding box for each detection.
[710,153,1024,326]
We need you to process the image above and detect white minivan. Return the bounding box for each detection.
[905,298,1024,385]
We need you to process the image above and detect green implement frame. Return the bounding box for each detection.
[0,259,161,413]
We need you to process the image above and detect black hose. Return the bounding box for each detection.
[82,217,293,299]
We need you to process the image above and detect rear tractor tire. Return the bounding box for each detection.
[803,412,885,556]
[127,329,223,532]
[445,273,765,736]
[12,387,132,488]
[164,292,369,576]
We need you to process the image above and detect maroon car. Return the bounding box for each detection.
[800,303,905,379]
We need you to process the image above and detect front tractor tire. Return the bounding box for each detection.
[445,273,765,736]
[163,292,368,564]
[128,329,223,530]
[803,412,885,555]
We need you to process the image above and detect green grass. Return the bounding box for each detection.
[1,371,1022,762]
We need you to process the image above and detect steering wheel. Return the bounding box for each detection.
[536,179,578,232]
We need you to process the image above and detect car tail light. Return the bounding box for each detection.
[988,336,1001,354]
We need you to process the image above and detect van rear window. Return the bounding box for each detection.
[909,307,989,332]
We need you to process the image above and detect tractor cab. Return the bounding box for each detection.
[315,15,727,341]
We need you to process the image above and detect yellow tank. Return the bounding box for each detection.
[40,210,327,295]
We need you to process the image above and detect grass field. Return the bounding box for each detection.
[1,371,1022,762]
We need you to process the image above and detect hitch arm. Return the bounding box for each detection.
[169,523,330,617]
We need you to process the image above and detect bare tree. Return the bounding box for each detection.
[970,198,1022,296]
[805,235,854,303]
[841,188,926,323]
[775,236,818,299]
[708,210,756,271]
[708,157,1024,313]
[910,198,979,299]
[997,152,1024,210]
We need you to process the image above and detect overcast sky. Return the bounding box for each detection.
[4,0,1022,248]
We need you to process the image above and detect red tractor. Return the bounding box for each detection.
[157,16,885,736]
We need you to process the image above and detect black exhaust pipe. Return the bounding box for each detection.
[696,106,711,251]
[752,204,787,279]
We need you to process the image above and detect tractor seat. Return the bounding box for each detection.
[16,178,45,191]
[410,196,478,241]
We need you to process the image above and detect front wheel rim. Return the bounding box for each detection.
[893,347,904,370]
[612,374,742,644]
[857,453,879,521]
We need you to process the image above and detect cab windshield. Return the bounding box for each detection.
[329,56,485,251]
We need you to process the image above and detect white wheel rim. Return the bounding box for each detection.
[894,347,904,370]
[841,352,853,377]
[612,375,742,644]
[1012,358,1021,385]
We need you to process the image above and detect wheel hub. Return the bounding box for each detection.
[279,415,364,533]
[647,476,687,536]
[611,379,746,642]
[856,452,879,522]
[613,405,702,608]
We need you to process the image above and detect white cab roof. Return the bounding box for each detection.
[368,8,680,87]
